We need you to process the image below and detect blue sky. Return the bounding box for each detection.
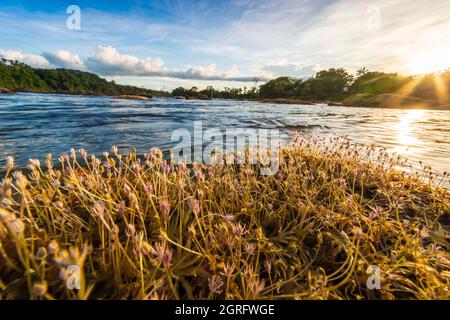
[1,0,450,91]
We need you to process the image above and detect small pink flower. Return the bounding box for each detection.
[178,161,187,174]
[194,169,204,181]
[161,160,170,175]
[6,156,14,169]
[144,182,153,194]
[232,223,246,237]
[131,162,141,174]
[78,148,87,159]
[151,147,163,159]
[125,224,136,237]
[249,278,265,297]
[152,243,173,269]
[116,201,126,215]
[188,197,200,215]
[159,200,170,217]
[208,275,224,295]
[369,205,384,220]
[92,201,105,218]
[246,243,255,255]
[221,262,236,277]
[324,213,333,219]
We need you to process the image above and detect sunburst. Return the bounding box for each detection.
[408,49,450,75]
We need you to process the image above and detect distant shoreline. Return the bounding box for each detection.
[0,88,157,99]
[2,90,450,110]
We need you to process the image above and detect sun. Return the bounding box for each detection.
[408,49,450,74]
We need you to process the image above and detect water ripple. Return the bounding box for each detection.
[0,93,449,177]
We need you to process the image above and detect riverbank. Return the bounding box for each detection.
[4,89,450,110]
[245,95,450,110]
[245,98,317,105]
[0,89,159,100]
[342,93,450,110]
[1,135,448,300]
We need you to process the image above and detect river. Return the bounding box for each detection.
[0,93,449,177]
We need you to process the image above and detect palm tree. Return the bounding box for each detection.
[356,67,369,78]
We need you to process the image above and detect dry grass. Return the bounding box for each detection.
[0,134,449,300]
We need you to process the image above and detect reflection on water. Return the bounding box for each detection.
[0,93,449,177]
[393,109,425,154]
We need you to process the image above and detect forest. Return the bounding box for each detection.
[173,67,450,107]
[2,58,449,107]
[0,58,169,97]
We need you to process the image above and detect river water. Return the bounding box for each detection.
[0,93,449,177]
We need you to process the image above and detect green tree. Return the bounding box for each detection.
[309,68,354,100]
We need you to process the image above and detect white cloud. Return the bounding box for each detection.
[222,65,239,78]
[1,45,266,82]
[86,46,267,81]
[86,46,164,76]
[263,64,320,78]
[2,0,450,90]
[42,50,85,69]
[190,0,450,74]
[0,49,50,68]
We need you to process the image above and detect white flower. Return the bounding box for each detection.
[6,156,14,169]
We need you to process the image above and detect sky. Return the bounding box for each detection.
[1,0,450,91]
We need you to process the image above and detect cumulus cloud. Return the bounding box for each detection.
[263,64,320,78]
[1,45,270,82]
[42,50,85,69]
[0,49,50,68]
[86,46,267,81]
[2,0,450,88]
[165,63,269,81]
[85,46,164,76]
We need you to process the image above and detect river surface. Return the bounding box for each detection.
[0,93,449,177]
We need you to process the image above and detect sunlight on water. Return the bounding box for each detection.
[393,109,426,154]
[0,93,449,179]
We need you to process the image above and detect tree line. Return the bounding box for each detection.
[0,59,169,97]
[2,58,449,103]
[172,67,450,103]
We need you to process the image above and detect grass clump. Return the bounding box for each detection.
[0,135,449,300]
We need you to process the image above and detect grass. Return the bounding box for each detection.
[0,134,449,300]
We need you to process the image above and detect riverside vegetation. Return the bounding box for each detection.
[0,58,168,97]
[0,134,449,300]
[173,68,450,109]
[2,57,450,109]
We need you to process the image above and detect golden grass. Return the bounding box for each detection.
[0,135,449,300]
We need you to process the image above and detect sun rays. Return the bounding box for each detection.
[433,73,449,102]
[385,71,450,109]
[408,48,450,75]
